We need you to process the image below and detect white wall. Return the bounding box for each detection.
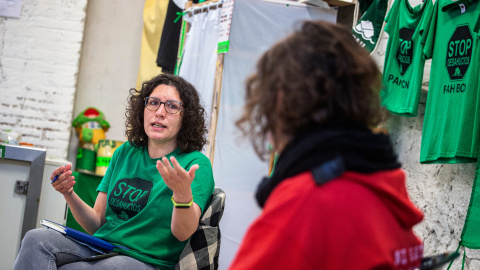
[0,0,145,168]
[0,0,87,159]
[67,1,145,163]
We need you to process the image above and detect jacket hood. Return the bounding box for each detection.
[345,170,424,229]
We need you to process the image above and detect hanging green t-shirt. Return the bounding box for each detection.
[461,14,480,249]
[93,142,215,269]
[381,0,432,117]
[420,0,480,164]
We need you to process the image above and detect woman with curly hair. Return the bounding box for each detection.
[229,21,424,269]
[14,74,214,270]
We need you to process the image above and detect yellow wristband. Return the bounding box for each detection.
[171,196,193,208]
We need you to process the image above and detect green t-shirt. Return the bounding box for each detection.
[381,0,432,117]
[420,0,480,164]
[93,142,214,269]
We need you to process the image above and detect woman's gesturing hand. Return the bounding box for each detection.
[156,156,198,202]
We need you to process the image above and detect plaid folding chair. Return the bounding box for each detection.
[175,187,226,270]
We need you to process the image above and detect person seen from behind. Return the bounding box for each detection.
[229,20,424,270]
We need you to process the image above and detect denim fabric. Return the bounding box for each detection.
[13,228,158,270]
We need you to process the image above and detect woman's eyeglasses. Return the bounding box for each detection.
[144,97,183,114]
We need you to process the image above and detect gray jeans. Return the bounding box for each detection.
[13,228,159,270]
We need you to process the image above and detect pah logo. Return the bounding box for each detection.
[353,20,375,44]
[446,25,472,80]
[395,28,414,76]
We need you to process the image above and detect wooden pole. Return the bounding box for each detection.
[206,53,225,164]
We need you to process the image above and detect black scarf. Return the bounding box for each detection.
[255,122,401,208]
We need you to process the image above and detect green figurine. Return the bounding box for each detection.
[72,107,110,173]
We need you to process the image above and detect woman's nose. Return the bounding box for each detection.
[156,103,166,116]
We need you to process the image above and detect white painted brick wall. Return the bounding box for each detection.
[0,0,88,159]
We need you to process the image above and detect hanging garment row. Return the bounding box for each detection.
[381,0,480,165]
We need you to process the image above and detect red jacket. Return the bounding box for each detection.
[229,169,424,270]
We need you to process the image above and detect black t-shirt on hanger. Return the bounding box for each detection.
[156,0,200,74]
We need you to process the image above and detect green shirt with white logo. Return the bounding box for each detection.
[352,0,389,52]
[94,142,214,269]
[381,0,432,117]
[420,0,480,164]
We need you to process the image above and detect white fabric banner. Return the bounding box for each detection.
[179,9,220,129]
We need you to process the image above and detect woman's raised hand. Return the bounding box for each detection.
[156,156,198,202]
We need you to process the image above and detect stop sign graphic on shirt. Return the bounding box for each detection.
[395,27,415,76]
[446,25,473,81]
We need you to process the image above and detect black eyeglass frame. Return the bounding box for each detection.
[144,97,184,114]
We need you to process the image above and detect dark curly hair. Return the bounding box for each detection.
[236,20,386,158]
[125,73,208,153]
